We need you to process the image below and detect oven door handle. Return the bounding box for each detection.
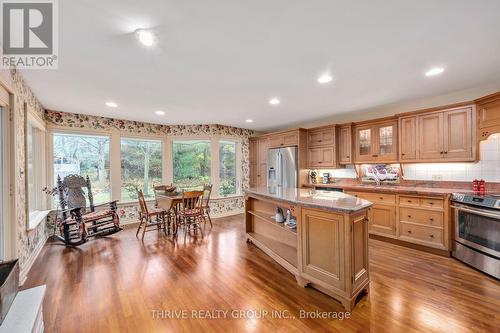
[451,205,500,219]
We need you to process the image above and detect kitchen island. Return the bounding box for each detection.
[244,187,372,310]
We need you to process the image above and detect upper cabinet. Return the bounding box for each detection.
[354,119,398,163]
[337,124,352,164]
[399,116,417,161]
[475,92,500,140]
[417,106,475,162]
[268,130,299,148]
[306,125,337,168]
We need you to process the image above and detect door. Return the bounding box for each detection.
[280,147,298,188]
[338,125,352,164]
[419,112,444,160]
[354,125,374,162]
[368,205,396,237]
[375,121,398,161]
[443,108,472,160]
[399,117,417,160]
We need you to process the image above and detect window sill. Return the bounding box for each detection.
[28,210,51,230]
[212,194,242,200]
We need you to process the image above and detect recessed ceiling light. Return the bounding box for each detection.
[105,101,118,108]
[317,73,333,84]
[269,98,280,105]
[135,29,155,47]
[425,67,444,77]
[245,119,253,123]
[155,110,165,115]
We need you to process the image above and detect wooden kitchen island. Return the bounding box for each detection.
[245,187,372,310]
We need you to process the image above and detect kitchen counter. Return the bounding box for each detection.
[303,183,468,197]
[244,186,371,310]
[245,186,373,213]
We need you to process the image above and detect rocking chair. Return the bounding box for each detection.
[56,174,122,246]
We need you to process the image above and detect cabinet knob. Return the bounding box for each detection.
[429,202,434,205]
[407,230,412,234]
[408,215,412,218]
[444,151,448,154]
[407,200,412,203]
[440,151,444,154]
[372,154,378,157]
[346,155,350,158]
[429,234,434,238]
[379,197,384,200]
[429,218,434,221]
[401,153,406,156]
[318,139,322,142]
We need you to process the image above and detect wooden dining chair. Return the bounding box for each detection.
[136,188,167,240]
[154,188,176,235]
[176,190,204,241]
[201,184,213,228]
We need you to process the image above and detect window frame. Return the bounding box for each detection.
[120,135,165,203]
[25,105,49,230]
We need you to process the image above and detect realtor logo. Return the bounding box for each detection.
[0,0,58,69]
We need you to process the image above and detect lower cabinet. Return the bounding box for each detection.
[346,191,450,251]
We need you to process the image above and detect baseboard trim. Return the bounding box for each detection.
[19,234,49,286]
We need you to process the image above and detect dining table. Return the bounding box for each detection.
[155,193,184,235]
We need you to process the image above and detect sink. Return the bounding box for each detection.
[0,259,19,325]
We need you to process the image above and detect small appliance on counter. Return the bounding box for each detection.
[275,208,284,223]
[322,172,331,184]
[308,170,318,184]
[451,192,500,279]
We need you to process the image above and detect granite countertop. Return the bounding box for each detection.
[245,187,373,213]
[304,183,470,197]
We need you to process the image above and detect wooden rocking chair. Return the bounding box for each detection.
[56,174,122,246]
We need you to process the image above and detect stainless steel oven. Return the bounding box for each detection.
[451,193,500,279]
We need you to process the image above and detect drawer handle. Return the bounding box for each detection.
[407,215,412,218]
[318,139,322,142]
[407,200,412,203]
[429,218,434,221]
[407,230,412,234]
[429,234,434,238]
[346,155,350,158]
[379,197,384,200]
[372,154,378,157]
[429,202,434,205]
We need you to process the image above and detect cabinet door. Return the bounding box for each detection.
[257,163,267,186]
[338,125,352,164]
[258,138,269,164]
[307,147,335,168]
[283,132,299,146]
[308,127,334,147]
[399,117,417,161]
[418,113,444,160]
[269,135,284,148]
[368,204,396,237]
[249,163,258,187]
[375,121,398,161]
[249,138,258,164]
[354,125,374,162]
[443,108,473,160]
[301,208,345,290]
[479,98,500,128]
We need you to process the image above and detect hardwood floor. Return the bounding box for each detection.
[23,214,500,333]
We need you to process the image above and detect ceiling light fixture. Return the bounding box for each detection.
[155,110,165,115]
[135,29,155,47]
[425,67,444,77]
[269,98,280,105]
[317,73,333,84]
[105,101,118,108]
[245,119,253,123]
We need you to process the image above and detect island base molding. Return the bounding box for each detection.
[245,190,372,311]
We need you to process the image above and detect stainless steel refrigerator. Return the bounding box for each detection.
[267,147,298,189]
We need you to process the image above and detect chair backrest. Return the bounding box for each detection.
[181,190,204,213]
[202,184,213,206]
[136,188,149,216]
[57,175,94,219]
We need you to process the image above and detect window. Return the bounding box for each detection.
[26,109,48,229]
[53,133,111,204]
[172,140,211,191]
[121,138,163,201]
[219,140,238,196]
[0,107,4,259]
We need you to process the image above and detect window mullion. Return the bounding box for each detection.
[110,129,121,202]
[211,138,220,197]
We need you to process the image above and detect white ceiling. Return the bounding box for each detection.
[21,0,500,131]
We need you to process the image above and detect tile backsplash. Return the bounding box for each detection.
[313,134,500,182]
[403,134,500,182]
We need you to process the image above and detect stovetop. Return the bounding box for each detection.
[451,193,500,210]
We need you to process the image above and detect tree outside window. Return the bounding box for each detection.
[53,133,111,204]
[173,140,211,191]
[219,140,237,196]
[121,138,162,201]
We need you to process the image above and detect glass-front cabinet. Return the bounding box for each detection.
[354,120,398,163]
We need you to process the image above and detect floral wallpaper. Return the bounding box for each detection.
[44,110,254,224]
[10,69,48,274]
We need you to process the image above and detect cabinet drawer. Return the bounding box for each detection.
[420,198,444,209]
[350,191,396,204]
[400,222,443,246]
[399,196,420,207]
[400,208,443,227]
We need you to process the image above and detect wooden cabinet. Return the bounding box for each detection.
[249,138,258,187]
[337,124,352,164]
[307,126,335,147]
[306,126,336,168]
[354,120,398,163]
[476,92,500,140]
[347,191,396,237]
[268,130,299,148]
[399,116,417,161]
[418,106,475,161]
[257,138,269,186]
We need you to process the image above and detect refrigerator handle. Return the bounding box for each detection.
[280,150,284,187]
